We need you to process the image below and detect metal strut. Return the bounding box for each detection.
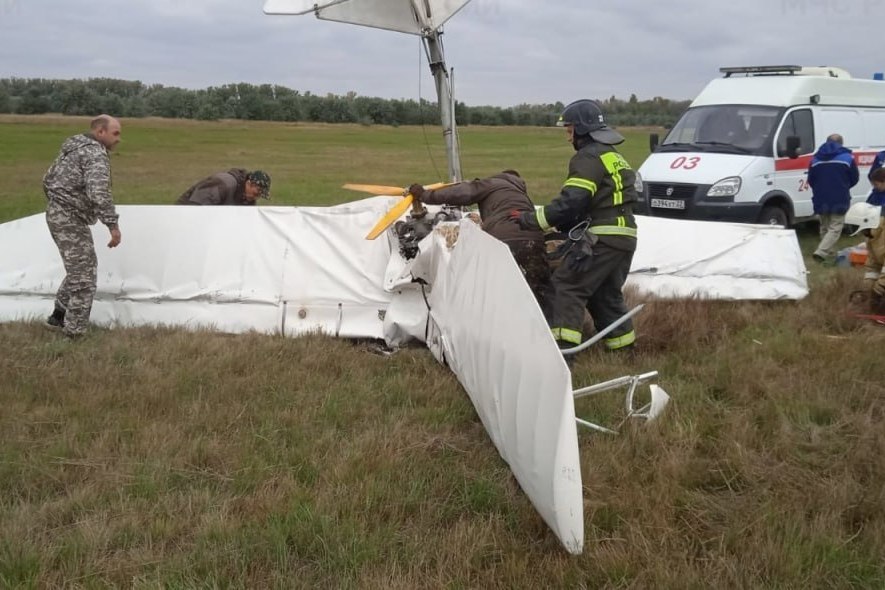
[572,371,670,434]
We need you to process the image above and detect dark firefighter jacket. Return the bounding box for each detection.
[419,172,545,244]
[534,140,638,251]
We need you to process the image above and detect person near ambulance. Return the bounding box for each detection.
[807,133,859,263]
[845,200,885,314]
[867,167,885,206]
[867,149,885,183]
[513,99,638,352]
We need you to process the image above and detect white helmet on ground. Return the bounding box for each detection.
[846,202,882,235]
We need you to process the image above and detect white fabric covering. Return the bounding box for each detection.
[0,201,808,554]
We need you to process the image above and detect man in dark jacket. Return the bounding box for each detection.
[407,171,551,308]
[807,133,859,262]
[43,114,123,339]
[867,149,885,182]
[175,169,271,205]
[514,99,638,352]
[868,167,885,207]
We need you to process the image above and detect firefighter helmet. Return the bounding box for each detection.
[846,202,882,235]
[556,99,624,145]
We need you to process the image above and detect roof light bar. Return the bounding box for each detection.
[720,65,803,78]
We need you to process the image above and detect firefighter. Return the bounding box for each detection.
[512,99,638,351]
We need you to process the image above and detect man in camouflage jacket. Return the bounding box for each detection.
[43,114,122,339]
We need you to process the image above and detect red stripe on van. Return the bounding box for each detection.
[775,154,812,171]
[775,151,878,172]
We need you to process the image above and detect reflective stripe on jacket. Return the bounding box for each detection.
[536,140,637,251]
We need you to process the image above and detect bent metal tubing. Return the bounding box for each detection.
[560,304,645,356]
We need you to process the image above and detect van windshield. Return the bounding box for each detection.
[660,105,784,156]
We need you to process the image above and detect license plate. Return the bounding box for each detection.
[650,198,686,210]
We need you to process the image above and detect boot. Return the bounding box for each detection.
[45,308,65,331]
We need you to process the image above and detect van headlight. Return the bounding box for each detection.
[634,172,643,195]
[707,176,741,197]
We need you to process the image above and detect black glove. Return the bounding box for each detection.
[407,183,426,202]
[509,209,540,231]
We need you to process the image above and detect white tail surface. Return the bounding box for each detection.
[263,0,473,35]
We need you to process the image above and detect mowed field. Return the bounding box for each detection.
[0,114,595,220]
[1,115,884,588]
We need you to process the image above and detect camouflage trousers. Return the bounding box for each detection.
[46,203,97,336]
[506,239,552,312]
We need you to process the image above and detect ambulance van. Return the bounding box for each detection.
[636,65,885,226]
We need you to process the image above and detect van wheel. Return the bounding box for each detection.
[759,206,788,227]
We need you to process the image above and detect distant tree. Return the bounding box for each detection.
[122,95,148,118]
[195,102,221,121]
[468,106,502,126]
[98,93,125,117]
[454,101,469,127]
[323,95,357,123]
[57,81,84,114]
[302,93,325,122]
[17,89,52,114]
[0,77,691,127]
[355,96,395,125]
[277,93,303,122]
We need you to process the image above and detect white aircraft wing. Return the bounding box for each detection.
[264,0,472,35]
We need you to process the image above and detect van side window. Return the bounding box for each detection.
[818,108,863,148]
[865,110,885,149]
[776,109,814,157]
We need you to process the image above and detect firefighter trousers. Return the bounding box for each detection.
[547,243,635,349]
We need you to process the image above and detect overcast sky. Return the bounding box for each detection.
[1,0,883,107]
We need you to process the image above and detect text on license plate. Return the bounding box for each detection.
[650,198,685,210]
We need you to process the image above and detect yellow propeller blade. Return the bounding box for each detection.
[365,195,415,240]
[342,183,407,196]
[363,182,454,240]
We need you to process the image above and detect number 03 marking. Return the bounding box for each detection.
[670,156,701,170]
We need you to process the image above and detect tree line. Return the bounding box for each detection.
[0,78,690,127]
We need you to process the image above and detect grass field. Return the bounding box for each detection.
[1,115,884,588]
[0,114,593,222]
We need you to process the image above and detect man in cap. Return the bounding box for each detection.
[175,169,271,206]
[513,99,638,353]
[43,114,123,339]
[406,170,551,308]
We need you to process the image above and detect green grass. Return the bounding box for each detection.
[0,114,652,222]
[1,115,884,587]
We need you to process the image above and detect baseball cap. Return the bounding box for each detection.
[247,170,271,199]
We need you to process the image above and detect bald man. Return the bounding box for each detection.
[808,132,859,262]
[43,114,123,339]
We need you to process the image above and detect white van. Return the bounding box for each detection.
[637,65,885,226]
